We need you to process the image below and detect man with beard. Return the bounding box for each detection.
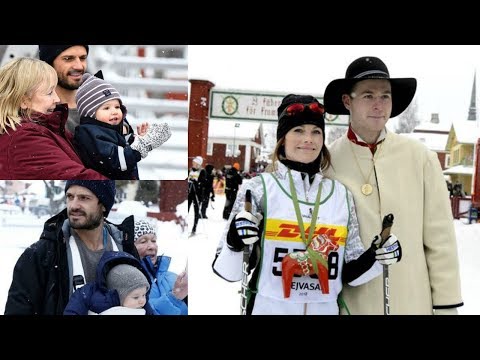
[38,45,89,134]
[4,180,140,315]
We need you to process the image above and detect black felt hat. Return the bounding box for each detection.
[324,56,417,118]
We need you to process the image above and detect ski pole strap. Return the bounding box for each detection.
[337,292,351,315]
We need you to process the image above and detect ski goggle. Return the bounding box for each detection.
[280,102,325,119]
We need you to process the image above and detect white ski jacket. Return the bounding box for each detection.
[213,161,383,315]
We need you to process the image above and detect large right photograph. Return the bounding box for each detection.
[187,45,479,315]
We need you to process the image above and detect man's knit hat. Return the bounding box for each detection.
[106,264,150,305]
[38,45,89,65]
[76,72,127,120]
[65,180,116,216]
[134,219,156,242]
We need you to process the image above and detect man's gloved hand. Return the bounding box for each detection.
[227,211,263,251]
[372,234,402,265]
[211,194,215,202]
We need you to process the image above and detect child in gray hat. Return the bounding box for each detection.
[105,264,150,313]
[64,251,154,315]
[74,71,171,179]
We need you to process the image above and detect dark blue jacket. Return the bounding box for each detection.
[64,251,154,315]
[74,116,141,179]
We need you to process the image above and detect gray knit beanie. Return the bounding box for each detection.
[106,264,150,305]
[76,73,127,120]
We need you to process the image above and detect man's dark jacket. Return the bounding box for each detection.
[4,209,138,315]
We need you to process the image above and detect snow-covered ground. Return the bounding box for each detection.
[0,200,188,314]
[187,191,480,315]
[1,191,477,315]
[452,220,480,315]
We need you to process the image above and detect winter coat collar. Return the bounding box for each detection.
[274,160,324,182]
[43,209,136,252]
[142,255,172,278]
[273,161,324,199]
[23,103,69,136]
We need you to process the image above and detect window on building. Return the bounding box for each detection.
[445,153,450,168]
[226,144,239,157]
[453,149,459,165]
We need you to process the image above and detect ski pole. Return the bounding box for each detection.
[240,189,252,315]
[379,213,394,315]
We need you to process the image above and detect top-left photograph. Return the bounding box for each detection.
[0,45,188,180]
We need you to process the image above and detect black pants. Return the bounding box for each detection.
[188,188,201,232]
[223,189,237,220]
[201,195,210,217]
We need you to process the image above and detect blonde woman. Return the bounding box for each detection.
[0,57,106,179]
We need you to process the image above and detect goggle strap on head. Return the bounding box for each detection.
[281,102,325,119]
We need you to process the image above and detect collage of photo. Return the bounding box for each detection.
[0,45,477,316]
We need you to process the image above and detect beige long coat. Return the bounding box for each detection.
[325,132,463,314]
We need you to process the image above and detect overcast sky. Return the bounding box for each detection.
[188,45,480,125]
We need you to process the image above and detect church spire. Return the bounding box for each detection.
[468,71,477,121]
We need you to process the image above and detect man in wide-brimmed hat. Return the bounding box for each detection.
[323,56,463,315]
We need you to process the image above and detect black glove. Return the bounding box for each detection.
[210,194,215,202]
[371,233,402,265]
[227,211,263,252]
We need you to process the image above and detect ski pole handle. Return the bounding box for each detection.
[245,189,252,212]
[380,213,394,315]
[379,213,394,246]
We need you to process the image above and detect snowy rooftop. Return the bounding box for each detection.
[414,120,451,133]
[443,165,474,175]
[451,120,480,144]
[401,132,449,152]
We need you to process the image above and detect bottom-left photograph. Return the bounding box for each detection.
[0,180,188,315]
